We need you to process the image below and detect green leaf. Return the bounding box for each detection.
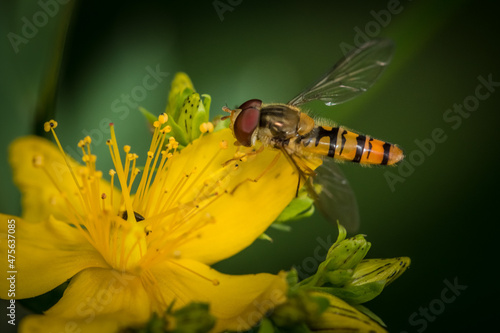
[275,187,315,223]
[212,116,230,132]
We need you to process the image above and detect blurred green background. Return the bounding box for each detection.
[1,0,498,332]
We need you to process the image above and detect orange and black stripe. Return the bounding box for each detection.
[295,126,403,165]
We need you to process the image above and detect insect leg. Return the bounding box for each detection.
[279,146,316,196]
[229,151,281,195]
[222,144,264,167]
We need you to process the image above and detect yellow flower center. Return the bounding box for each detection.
[39,118,240,287]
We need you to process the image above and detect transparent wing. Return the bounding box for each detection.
[288,38,394,107]
[304,158,360,232]
[281,147,360,232]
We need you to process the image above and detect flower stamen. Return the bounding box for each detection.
[107,123,135,223]
[44,120,83,193]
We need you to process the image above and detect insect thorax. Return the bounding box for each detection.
[258,103,301,142]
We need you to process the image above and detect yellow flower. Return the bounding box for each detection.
[0,117,303,332]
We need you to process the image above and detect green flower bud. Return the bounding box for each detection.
[346,257,411,288]
[314,257,410,304]
[271,290,329,328]
[297,224,371,288]
[316,280,386,304]
[169,302,216,333]
[324,234,371,271]
[140,72,211,148]
[324,269,353,286]
[306,292,387,333]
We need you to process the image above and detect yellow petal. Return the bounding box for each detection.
[0,214,108,299]
[166,129,301,264]
[45,267,151,325]
[308,291,387,333]
[150,258,288,332]
[9,136,120,223]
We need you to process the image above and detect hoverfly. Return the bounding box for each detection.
[222,38,403,231]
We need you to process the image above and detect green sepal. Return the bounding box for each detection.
[212,115,231,132]
[308,280,386,304]
[324,269,353,286]
[189,94,210,141]
[165,115,189,147]
[139,106,158,129]
[201,94,211,117]
[138,105,189,147]
[258,232,273,242]
[286,268,299,288]
[269,223,292,232]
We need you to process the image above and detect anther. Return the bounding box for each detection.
[158,113,168,124]
[219,140,228,149]
[43,120,58,132]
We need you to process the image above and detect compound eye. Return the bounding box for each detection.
[238,99,262,111]
[234,107,260,147]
